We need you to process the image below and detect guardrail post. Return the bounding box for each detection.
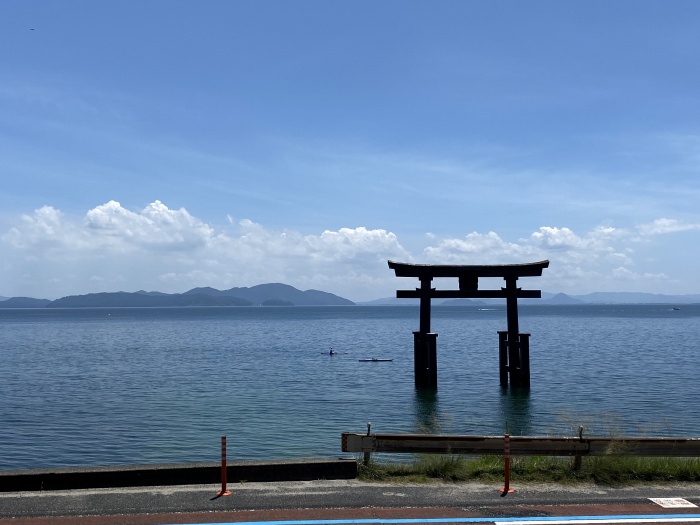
[216,435,232,497]
[500,432,515,495]
[363,422,372,466]
[573,425,584,471]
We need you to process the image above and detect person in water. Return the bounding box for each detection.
[329,347,334,356]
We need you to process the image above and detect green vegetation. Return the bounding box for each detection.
[357,454,700,486]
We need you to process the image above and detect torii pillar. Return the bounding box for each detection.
[414,274,438,388]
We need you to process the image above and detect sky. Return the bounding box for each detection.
[2,0,700,302]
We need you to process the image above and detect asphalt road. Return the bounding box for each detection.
[1,480,700,525]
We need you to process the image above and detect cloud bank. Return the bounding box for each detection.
[2,201,698,301]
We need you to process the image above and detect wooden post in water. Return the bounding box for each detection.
[413,331,438,388]
[505,277,522,387]
[520,333,531,388]
[414,276,438,388]
[498,331,508,387]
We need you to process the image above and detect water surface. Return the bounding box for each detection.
[1,304,697,470]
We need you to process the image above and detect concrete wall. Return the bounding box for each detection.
[0,458,358,492]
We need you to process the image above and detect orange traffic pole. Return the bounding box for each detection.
[500,432,515,495]
[217,435,232,497]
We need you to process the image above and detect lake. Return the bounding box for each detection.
[0,304,698,471]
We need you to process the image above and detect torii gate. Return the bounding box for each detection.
[388,259,549,389]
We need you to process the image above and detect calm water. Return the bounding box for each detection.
[1,304,698,471]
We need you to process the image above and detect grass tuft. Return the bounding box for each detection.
[357,454,700,486]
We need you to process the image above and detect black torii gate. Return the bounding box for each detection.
[388,259,549,389]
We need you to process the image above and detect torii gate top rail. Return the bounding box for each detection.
[388,259,550,280]
[388,259,549,330]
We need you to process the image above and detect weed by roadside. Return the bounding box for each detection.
[357,454,700,486]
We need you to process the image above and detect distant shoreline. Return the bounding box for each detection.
[2,285,700,308]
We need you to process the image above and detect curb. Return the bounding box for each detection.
[0,458,358,492]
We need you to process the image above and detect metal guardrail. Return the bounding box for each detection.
[341,432,700,457]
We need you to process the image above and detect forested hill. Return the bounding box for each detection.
[0,284,355,308]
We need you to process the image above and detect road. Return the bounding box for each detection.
[1,479,699,525]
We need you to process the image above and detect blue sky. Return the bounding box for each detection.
[2,0,700,301]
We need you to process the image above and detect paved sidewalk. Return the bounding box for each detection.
[1,480,699,524]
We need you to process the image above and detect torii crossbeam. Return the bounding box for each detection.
[388,260,549,389]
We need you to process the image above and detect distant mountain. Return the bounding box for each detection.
[0,297,52,308]
[572,292,700,304]
[541,293,585,305]
[48,292,252,308]
[439,298,488,306]
[3,287,699,309]
[0,284,354,308]
[357,297,419,306]
[183,286,226,296]
[134,290,170,296]
[184,283,354,306]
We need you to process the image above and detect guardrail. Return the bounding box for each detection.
[341,432,700,457]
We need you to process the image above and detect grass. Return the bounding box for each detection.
[357,454,700,486]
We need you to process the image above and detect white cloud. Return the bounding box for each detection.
[612,266,636,279]
[2,205,68,249]
[419,221,694,295]
[0,201,410,300]
[1,201,699,300]
[612,266,670,283]
[423,231,535,264]
[636,218,700,236]
[312,227,408,261]
[530,226,580,250]
[85,200,214,251]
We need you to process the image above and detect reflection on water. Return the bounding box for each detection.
[413,388,442,433]
[414,386,534,437]
[498,387,533,435]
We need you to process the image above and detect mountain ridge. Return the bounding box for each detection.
[1,288,699,308]
[0,284,354,308]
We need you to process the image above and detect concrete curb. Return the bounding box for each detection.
[0,458,358,492]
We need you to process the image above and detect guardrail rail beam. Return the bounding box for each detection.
[341,433,700,457]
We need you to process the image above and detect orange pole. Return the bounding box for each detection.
[217,435,232,496]
[500,432,514,495]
